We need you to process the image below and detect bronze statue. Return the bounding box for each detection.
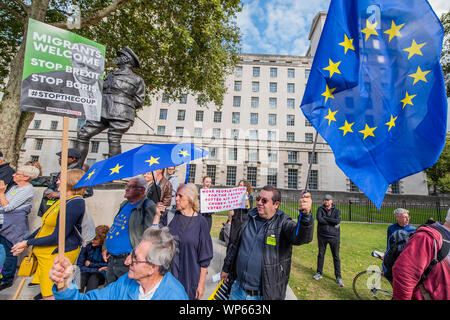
[76,46,146,165]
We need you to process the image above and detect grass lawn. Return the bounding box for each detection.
[211,215,388,300]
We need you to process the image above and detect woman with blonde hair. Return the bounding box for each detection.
[152,183,213,300]
[12,169,87,300]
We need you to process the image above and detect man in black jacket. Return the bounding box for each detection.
[0,152,15,193]
[220,186,314,300]
[313,194,344,287]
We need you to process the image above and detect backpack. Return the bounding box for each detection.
[74,210,96,247]
[383,224,450,283]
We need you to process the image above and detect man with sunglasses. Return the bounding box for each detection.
[49,227,188,300]
[221,185,314,300]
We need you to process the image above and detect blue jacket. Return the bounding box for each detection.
[53,272,188,300]
[77,243,107,274]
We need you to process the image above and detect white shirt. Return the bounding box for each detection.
[138,279,162,300]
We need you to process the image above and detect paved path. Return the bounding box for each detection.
[0,238,297,300]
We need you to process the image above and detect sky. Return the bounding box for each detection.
[235,0,450,56]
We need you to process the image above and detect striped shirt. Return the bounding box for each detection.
[0,184,34,224]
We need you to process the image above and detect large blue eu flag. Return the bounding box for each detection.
[301,0,447,209]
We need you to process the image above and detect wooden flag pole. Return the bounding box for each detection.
[57,116,70,289]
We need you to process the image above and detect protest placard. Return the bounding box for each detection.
[200,187,247,213]
[20,18,106,121]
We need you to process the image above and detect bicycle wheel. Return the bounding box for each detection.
[352,270,392,300]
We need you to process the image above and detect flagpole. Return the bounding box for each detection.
[57,116,69,289]
[304,130,319,193]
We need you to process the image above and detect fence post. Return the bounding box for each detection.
[348,200,352,221]
[437,201,441,222]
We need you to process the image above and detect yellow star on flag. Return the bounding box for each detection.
[403,39,426,59]
[383,20,404,42]
[359,124,377,140]
[408,66,430,85]
[385,115,398,131]
[323,59,342,78]
[339,34,355,54]
[109,163,123,175]
[145,156,160,166]
[85,169,95,180]
[361,19,378,41]
[321,84,336,103]
[178,150,190,157]
[324,108,338,126]
[339,120,354,136]
[401,91,416,109]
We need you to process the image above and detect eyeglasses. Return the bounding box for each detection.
[256,196,270,204]
[130,249,151,266]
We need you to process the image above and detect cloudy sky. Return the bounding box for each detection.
[235,0,450,56]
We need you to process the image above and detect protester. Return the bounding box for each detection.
[0,165,39,291]
[102,176,156,284]
[25,161,49,187]
[219,210,233,247]
[11,169,87,300]
[0,151,16,193]
[144,169,172,208]
[228,180,253,252]
[392,208,450,300]
[313,194,344,287]
[49,226,188,300]
[153,183,213,300]
[198,175,214,232]
[166,166,180,210]
[220,186,314,300]
[143,171,162,204]
[77,225,110,293]
[387,208,416,249]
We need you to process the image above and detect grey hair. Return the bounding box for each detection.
[18,165,40,180]
[394,208,409,217]
[142,227,176,275]
[131,175,147,189]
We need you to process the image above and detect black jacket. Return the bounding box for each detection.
[316,204,341,238]
[222,207,314,300]
[0,162,16,193]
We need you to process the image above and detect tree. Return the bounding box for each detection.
[426,133,450,194]
[0,0,242,166]
[441,11,449,96]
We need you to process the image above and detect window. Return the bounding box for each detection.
[231,129,239,139]
[77,119,85,130]
[162,94,169,103]
[157,126,166,135]
[308,152,318,164]
[252,81,260,92]
[287,98,295,109]
[287,114,295,126]
[269,82,277,93]
[391,181,400,194]
[226,166,237,186]
[349,180,360,192]
[206,165,217,184]
[33,120,41,129]
[269,97,277,108]
[286,132,295,141]
[247,167,257,187]
[35,138,43,150]
[268,150,278,163]
[21,138,26,150]
[251,97,259,108]
[235,66,243,77]
[213,111,222,123]
[253,67,260,77]
[268,114,277,126]
[287,83,295,93]
[267,130,277,141]
[177,110,186,121]
[228,148,238,161]
[179,94,187,104]
[232,112,240,124]
[305,118,312,127]
[267,168,277,187]
[212,128,221,138]
[287,68,295,78]
[248,149,258,162]
[305,69,310,81]
[233,96,241,107]
[250,113,259,125]
[308,170,318,190]
[208,147,218,159]
[30,155,39,163]
[249,130,258,140]
[195,110,204,122]
[194,127,202,137]
[234,81,242,91]
[50,121,58,130]
[288,151,298,163]
[91,141,99,153]
[187,164,196,183]
[270,68,278,78]
[305,133,314,143]
[287,169,298,189]
[175,127,184,137]
[159,109,168,120]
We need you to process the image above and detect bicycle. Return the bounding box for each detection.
[352,251,393,300]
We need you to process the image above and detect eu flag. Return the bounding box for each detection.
[301,0,447,209]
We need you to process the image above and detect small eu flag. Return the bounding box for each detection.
[301,0,447,209]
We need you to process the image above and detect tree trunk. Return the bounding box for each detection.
[0,1,50,167]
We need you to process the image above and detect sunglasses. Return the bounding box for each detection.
[256,196,270,204]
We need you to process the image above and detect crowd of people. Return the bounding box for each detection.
[0,148,449,300]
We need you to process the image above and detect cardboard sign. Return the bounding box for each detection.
[200,187,246,213]
[20,19,106,121]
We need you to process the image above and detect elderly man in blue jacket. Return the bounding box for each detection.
[49,227,187,300]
